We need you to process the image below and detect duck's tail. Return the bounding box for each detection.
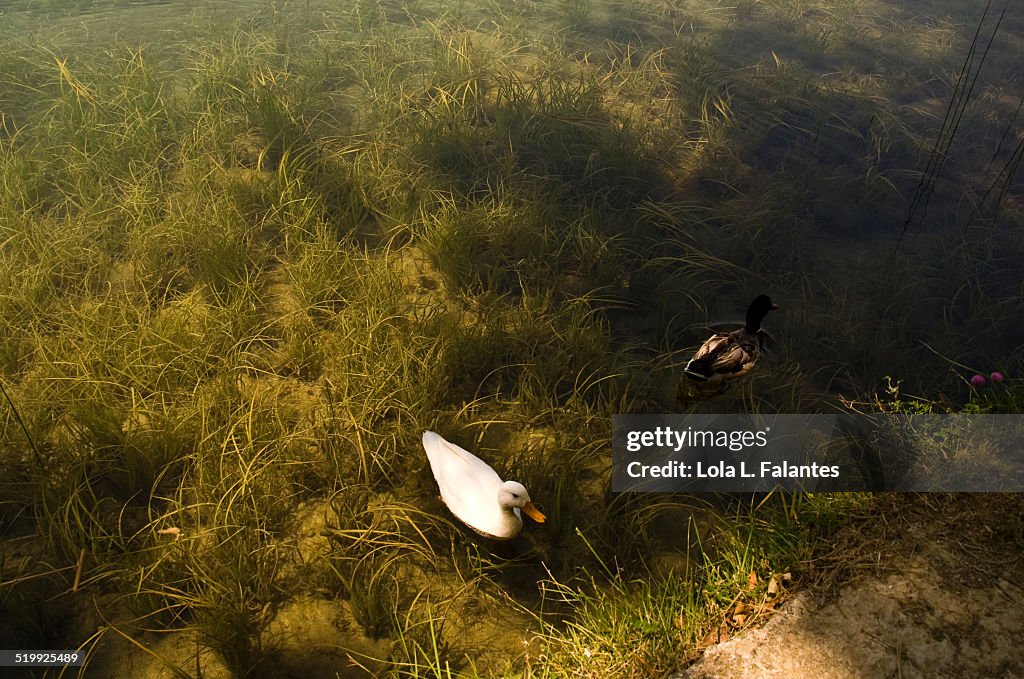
[684,358,714,381]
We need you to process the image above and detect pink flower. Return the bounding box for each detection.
[969,374,986,387]
[990,371,1004,383]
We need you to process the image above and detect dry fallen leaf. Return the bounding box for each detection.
[699,622,730,648]
[767,571,795,597]
[718,624,731,642]
[747,570,758,591]
[732,613,747,626]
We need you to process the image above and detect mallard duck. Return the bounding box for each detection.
[422,431,546,540]
[684,295,779,386]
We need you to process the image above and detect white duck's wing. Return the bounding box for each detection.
[422,431,509,534]
[422,431,503,486]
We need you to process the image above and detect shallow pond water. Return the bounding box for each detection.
[1,0,1022,676]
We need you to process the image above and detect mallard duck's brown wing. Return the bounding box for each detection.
[685,331,762,381]
[684,333,731,381]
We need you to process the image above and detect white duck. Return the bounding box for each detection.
[422,430,546,540]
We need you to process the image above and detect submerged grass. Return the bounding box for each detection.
[0,0,1022,676]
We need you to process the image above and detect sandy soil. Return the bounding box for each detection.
[673,495,1024,679]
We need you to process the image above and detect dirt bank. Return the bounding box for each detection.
[674,494,1024,678]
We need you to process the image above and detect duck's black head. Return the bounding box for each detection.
[745,295,779,332]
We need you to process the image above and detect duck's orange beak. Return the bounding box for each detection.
[522,501,546,523]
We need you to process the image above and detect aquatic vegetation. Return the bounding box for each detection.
[0,0,1021,675]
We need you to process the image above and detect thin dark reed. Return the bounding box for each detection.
[0,378,44,469]
[989,133,1024,221]
[894,0,1005,258]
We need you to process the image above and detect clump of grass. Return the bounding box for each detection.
[525,492,862,677]
[109,384,306,674]
[184,26,337,169]
[420,192,633,303]
[530,566,696,677]
[386,593,459,677]
[323,492,451,641]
